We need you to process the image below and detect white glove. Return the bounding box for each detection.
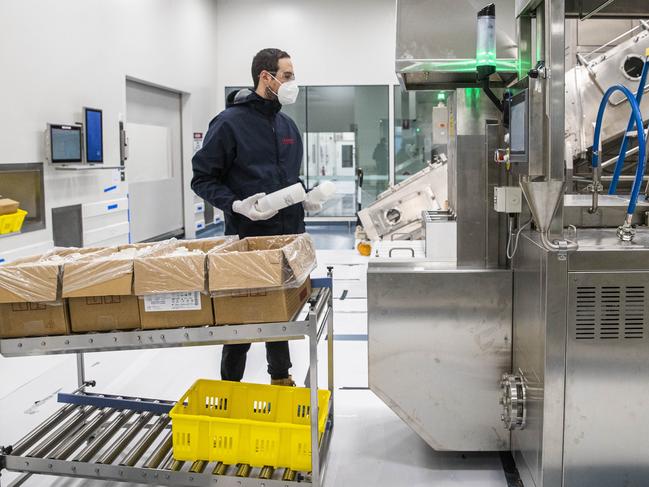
[303,199,323,212]
[232,193,278,221]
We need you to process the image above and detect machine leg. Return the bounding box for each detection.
[76,353,85,389]
[308,311,321,487]
[327,267,335,420]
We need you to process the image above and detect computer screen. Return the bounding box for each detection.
[84,108,103,163]
[50,125,82,163]
[510,102,526,153]
[509,90,528,162]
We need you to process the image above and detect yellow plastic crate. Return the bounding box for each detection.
[0,209,27,235]
[169,379,331,471]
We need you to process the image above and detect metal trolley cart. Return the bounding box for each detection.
[0,276,334,487]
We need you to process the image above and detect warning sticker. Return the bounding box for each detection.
[143,292,202,312]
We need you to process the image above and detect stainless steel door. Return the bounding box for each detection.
[563,271,649,487]
[125,80,184,242]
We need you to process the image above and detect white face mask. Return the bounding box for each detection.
[269,74,300,105]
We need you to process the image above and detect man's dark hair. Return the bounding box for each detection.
[251,48,290,89]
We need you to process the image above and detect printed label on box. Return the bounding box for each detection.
[144,292,202,312]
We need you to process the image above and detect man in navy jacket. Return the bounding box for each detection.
[192,48,309,386]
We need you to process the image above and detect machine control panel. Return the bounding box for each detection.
[494,186,522,213]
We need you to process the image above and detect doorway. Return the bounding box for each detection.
[125,79,184,242]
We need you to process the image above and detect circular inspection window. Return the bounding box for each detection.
[622,55,645,80]
[385,208,401,225]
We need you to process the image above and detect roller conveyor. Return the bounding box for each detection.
[0,395,333,487]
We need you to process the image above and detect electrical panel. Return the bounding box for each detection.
[494,186,522,213]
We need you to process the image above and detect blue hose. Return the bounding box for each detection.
[609,58,649,194]
[592,85,646,215]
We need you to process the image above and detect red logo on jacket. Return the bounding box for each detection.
[281,137,296,145]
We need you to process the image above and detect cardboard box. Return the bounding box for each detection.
[208,234,316,293]
[68,295,140,332]
[207,234,315,325]
[63,249,140,332]
[0,255,60,304]
[0,301,69,338]
[0,247,109,337]
[0,198,19,216]
[62,252,133,298]
[213,277,312,325]
[134,237,235,329]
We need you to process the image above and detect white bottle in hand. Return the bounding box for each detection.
[255,183,307,213]
[306,181,336,205]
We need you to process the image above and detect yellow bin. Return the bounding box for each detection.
[0,209,27,235]
[170,379,331,471]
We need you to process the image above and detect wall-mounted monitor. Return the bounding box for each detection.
[84,107,103,163]
[47,124,83,163]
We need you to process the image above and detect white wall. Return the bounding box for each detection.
[0,0,219,259]
[0,0,219,398]
[213,0,398,112]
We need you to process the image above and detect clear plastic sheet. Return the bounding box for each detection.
[134,236,238,295]
[62,240,176,298]
[0,247,110,303]
[208,234,316,295]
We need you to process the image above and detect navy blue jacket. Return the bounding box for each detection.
[191,89,305,238]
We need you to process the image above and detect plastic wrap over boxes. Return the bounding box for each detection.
[208,235,316,324]
[0,234,317,338]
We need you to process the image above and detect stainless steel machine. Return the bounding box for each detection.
[369,1,649,485]
[358,162,448,241]
[508,229,649,487]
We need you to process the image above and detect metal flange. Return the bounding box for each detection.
[500,373,527,430]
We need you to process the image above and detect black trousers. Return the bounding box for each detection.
[221,341,292,381]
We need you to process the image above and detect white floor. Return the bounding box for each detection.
[0,250,508,487]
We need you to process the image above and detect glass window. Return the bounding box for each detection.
[305,86,389,217]
[394,87,450,184]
